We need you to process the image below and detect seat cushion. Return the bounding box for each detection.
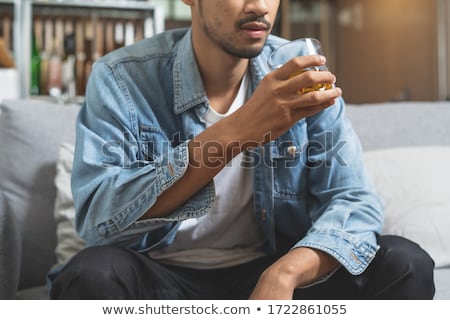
[363,146,450,268]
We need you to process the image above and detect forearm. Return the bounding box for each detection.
[250,247,340,300]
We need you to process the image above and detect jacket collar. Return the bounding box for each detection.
[172,28,273,115]
[172,29,208,115]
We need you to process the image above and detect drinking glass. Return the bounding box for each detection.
[268,38,333,94]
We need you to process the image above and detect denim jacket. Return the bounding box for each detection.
[72,28,383,275]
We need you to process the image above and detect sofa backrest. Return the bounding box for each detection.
[346,102,450,150]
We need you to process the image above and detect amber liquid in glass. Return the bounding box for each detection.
[292,69,333,94]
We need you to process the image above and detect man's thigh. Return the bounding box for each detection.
[50,246,280,299]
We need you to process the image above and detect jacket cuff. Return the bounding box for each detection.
[145,140,216,225]
[156,140,190,192]
[295,229,380,275]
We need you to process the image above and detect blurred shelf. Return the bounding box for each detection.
[1,0,165,99]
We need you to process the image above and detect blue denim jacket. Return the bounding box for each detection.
[72,28,383,275]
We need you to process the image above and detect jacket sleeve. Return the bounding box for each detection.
[295,98,384,275]
[72,61,214,250]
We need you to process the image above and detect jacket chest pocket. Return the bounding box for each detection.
[270,121,309,197]
[271,120,308,162]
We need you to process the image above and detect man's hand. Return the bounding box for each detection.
[230,55,341,147]
[249,247,340,300]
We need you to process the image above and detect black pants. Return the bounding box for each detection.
[49,235,435,299]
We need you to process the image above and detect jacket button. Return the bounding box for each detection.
[287,145,297,156]
[261,209,267,221]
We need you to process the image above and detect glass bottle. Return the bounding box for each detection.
[47,40,63,98]
[30,33,41,96]
[62,33,76,102]
[83,38,93,91]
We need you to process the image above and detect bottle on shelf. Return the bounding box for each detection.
[82,19,94,92]
[1,14,12,54]
[105,19,115,53]
[75,17,85,96]
[114,21,125,50]
[47,39,63,98]
[93,17,104,62]
[30,32,41,95]
[40,17,53,95]
[62,32,76,102]
[83,38,93,91]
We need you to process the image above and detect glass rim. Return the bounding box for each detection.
[268,37,323,69]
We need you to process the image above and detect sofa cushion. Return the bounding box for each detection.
[0,190,21,299]
[0,99,80,298]
[53,142,85,268]
[363,146,450,268]
[346,102,450,151]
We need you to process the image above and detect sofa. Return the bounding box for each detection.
[0,98,449,299]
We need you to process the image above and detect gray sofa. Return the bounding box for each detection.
[0,98,449,299]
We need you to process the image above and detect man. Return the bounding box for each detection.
[50,0,434,299]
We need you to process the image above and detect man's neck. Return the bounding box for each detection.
[192,34,249,114]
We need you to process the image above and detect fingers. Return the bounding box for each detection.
[276,71,338,106]
[291,87,342,117]
[297,86,342,107]
[272,57,337,96]
[290,69,336,94]
[263,56,342,121]
[275,55,327,80]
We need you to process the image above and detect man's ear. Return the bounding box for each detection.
[181,0,194,6]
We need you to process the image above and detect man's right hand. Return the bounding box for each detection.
[228,54,341,148]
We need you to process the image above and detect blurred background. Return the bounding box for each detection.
[0,0,449,104]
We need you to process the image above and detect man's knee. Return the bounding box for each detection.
[379,235,435,272]
[50,246,140,299]
[376,235,435,299]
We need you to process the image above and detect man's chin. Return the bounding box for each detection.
[225,45,265,59]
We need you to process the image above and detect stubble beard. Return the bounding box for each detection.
[198,2,269,59]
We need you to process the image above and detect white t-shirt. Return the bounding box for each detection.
[149,74,266,269]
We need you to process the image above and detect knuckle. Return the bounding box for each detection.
[307,55,323,67]
[271,85,283,98]
[307,91,322,105]
[303,70,316,82]
[291,56,303,68]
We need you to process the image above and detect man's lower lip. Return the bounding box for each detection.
[242,29,266,38]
